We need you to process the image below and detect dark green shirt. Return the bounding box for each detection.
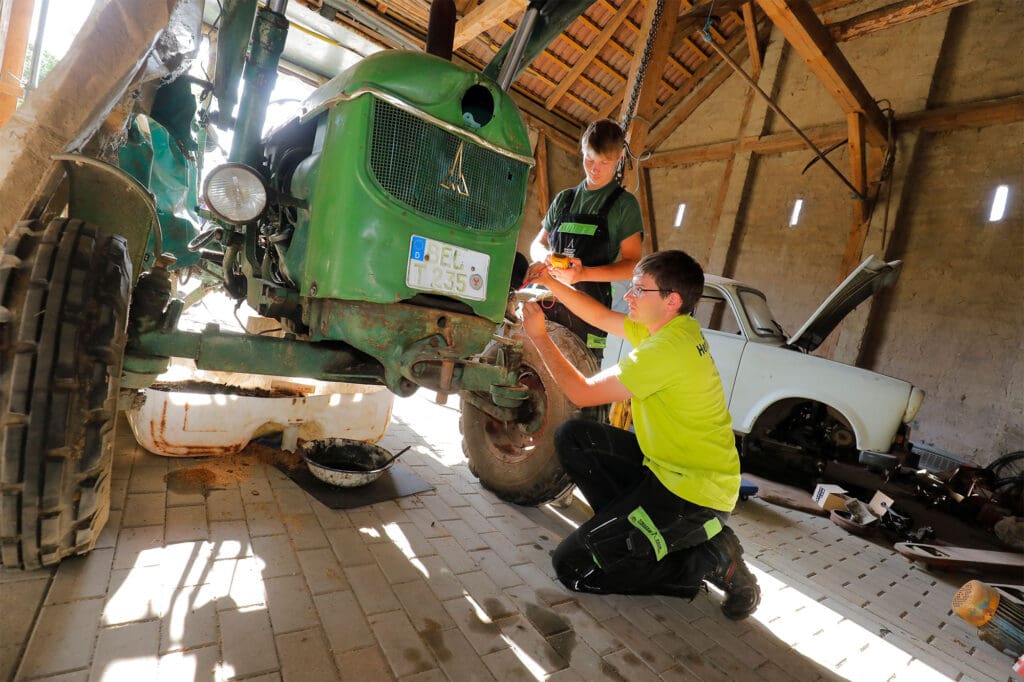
[542,180,643,265]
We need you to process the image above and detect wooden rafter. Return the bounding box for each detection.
[647,38,749,149]
[647,94,1024,166]
[454,0,527,50]
[756,0,887,146]
[742,3,762,77]
[826,0,975,42]
[649,28,748,137]
[545,0,641,110]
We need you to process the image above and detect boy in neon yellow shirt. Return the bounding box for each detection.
[522,250,760,620]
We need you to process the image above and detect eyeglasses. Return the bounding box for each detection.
[626,285,671,297]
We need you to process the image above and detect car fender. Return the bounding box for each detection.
[728,342,911,452]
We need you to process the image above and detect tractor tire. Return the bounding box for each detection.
[0,219,131,569]
[460,321,602,506]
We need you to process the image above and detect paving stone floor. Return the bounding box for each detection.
[0,393,1015,681]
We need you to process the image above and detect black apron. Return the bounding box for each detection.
[544,185,626,358]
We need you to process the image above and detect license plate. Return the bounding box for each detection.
[406,235,489,301]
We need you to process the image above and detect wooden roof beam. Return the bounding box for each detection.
[454,0,527,49]
[755,0,887,146]
[621,0,682,188]
[647,94,1024,166]
[545,0,641,110]
[826,0,975,42]
[650,28,747,130]
[742,3,762,77]
[648,33,748,148]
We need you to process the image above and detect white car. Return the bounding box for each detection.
[605,255,925,479]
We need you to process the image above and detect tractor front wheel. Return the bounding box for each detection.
[460,322,601,506]
[0,219,131,569]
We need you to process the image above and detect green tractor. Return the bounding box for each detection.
[0,0,602,569]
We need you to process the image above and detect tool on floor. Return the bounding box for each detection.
[952,580,1024,658]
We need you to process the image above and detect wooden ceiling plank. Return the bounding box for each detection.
[544,1,640,110]
[742,3,762,77]
[454,0,528,49]
[683,36,711,61]
[545,23,633,87]
[755,0,887,146]
[827,0,975,42]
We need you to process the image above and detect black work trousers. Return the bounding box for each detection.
[551,418,727,597]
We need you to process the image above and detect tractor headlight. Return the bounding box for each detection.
[204,163,267,224]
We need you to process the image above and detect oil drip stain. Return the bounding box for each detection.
[524,602,570,637]
[548,630,577,665]
[622,651,644,666]
[600,660,627,680]
[401,647,432,674]
[421,619,451,662]
[482,597,510,620]
[165,467,216,495]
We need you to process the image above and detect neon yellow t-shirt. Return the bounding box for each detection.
[615,315,740,512]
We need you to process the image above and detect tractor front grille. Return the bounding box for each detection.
[368,98,529,233]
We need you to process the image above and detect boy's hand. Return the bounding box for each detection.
[551,257,584,285]
[522,261,554,288]
[521,301,548,340]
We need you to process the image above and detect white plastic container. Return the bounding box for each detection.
[126,382,395,457]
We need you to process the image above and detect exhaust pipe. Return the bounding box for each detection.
[426,0,456,61]
[496,5,540,91]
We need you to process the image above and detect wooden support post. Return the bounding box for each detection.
[638,166,657,253]
[817,110,870,358]
[742,2,762,78]
[534,134,550,221]
[756,0,888,147]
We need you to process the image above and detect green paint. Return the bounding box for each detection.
[703,517,723,541]
[557,222,598,236]
[299,51,531,323]
[627,506,667,561]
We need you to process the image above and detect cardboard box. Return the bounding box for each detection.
[868,491,895,518]
[812,484,850,511]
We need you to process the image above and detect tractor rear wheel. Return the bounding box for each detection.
[460,322,602,506]
[0,219,131,569]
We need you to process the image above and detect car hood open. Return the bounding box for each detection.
[786,255,902,352]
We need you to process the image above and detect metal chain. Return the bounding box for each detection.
[620,0,667,131]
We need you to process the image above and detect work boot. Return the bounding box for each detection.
[705,526,760,620]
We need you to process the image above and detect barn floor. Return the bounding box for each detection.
[0,393,1014,681]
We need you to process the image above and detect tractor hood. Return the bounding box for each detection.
[787,256,902,352]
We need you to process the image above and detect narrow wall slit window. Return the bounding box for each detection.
[674,203,686,228]
[989,185,1009,222]
[789,199,803,227]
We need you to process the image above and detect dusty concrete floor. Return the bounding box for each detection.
[0,393,1015,681]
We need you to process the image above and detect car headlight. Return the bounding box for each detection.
[203,163,267,224]
[903,386,925,423]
